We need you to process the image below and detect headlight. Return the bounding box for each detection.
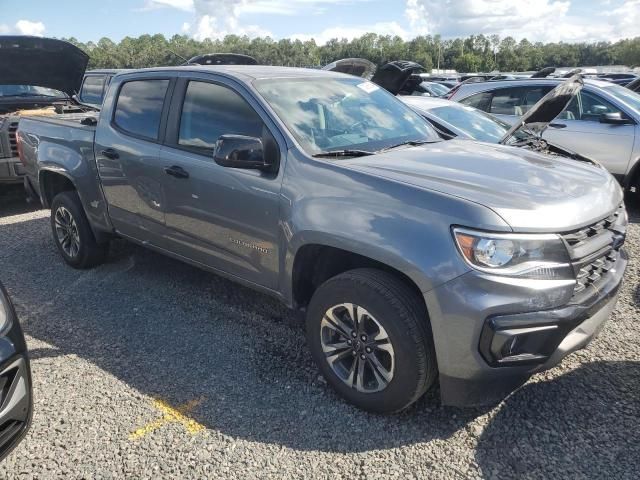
[452,227,573,279]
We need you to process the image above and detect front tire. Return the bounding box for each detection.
[306,268,438,413]
[50,191,108,269]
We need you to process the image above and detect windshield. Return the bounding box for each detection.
[254,77,439,155]
[421,82,450,96]
[429,105,509,143]
[0,84,67,98]
[603,84,640,113]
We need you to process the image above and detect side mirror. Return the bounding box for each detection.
[213,135,272,170]
[599,112,634,125]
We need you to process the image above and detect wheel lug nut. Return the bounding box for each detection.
[360,335,367,341]
[352,350,357,355]
[360,354,366,360]
[347,340,352,346]
[365,347,372,353]
[351,331,357,338]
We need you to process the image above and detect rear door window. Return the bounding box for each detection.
[113,80,169,140]
[473,86,553,116]
[80,75,105,105]
[459,91,492,111]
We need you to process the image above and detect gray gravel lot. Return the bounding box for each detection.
[0,184,638,479]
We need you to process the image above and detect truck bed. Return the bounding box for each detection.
[18,112,98,131]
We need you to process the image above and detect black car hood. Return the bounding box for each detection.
[183,53,258,66]
[499,75,583,144]
[626,77,640,93]
[321,58,376,79]
[0,36,88,97]
[323,58,424,95]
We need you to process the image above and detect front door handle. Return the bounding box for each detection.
[164,165,189,179]
[549,123,567,129]
[101,148,119,159]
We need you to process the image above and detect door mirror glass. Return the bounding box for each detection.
[599,112,634,125]
[214,135,271,170]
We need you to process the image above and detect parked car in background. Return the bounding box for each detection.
[78,69,129,108]
[400,76,599,164]
[409,81,450,97]
[626,77,640,93]
[18,65,627,412]
[0,282,32,461]
[0,36,93,190]
[597,73,638,86]
[449,77,640,193]
[182,53,258,66]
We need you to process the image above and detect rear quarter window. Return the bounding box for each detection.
[459,91,492,112]
[80,76,105,105]
[113,79,169,140]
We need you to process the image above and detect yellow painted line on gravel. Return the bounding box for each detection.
[129,397,206,440]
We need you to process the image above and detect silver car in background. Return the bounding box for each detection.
[449,78,640,192]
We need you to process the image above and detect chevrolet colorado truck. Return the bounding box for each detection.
[18,66,628,412]
[0,36,93,190]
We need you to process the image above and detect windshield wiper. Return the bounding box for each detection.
[377,140,434,152]
[312,149,374,158]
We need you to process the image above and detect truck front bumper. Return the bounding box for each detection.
[424,248,627,407]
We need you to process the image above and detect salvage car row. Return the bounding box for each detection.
[0,35,635,456]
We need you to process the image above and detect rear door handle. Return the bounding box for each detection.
[164,165,189,179]
[549,123,567,129]
[101,148,119,159]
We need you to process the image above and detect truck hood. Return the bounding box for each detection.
[499,74,583,145]
[342,140,622,231]
[0,36,88,97]
[321,58,376,79]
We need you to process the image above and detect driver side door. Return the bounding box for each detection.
[157,76,285,289]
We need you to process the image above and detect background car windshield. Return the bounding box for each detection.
[0,85,66,98]
[421,82,450,96]
[430,105,508,142]
[603,85,640,113]
[254,77,439,154]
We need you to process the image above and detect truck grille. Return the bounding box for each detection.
[8,122,18,157]
[561,204,626,296]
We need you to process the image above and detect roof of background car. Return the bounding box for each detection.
[113,65,350,83]
[85,69,130,75]
[452,76,617,98]
[400,96,457,110]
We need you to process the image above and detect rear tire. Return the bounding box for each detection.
[50,191,108,269]
[306,268,438,413]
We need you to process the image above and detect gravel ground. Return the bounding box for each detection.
[0,184,638,479]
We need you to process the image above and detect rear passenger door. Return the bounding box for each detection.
[158,76,285,289]
[95,76,173,243]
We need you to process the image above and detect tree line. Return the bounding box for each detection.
[63,33,640,73]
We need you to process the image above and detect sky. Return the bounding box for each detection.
[1,0,639,45]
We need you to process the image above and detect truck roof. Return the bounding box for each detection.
[115,65,349,83]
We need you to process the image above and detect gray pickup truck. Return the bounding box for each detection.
[18,65,628,412]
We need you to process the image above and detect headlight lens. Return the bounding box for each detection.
[453,227,573,279]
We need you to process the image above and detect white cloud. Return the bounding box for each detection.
[0,20,46,37]
[291,21,409,44]
[404,0,640,43]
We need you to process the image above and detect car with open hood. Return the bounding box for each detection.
[0,36,93,190]
[448,75,640,193]
[17,65,627,413]
[402,75,599,164]
[0,282,32,461]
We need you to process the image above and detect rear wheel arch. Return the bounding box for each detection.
[39,170,77,208]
